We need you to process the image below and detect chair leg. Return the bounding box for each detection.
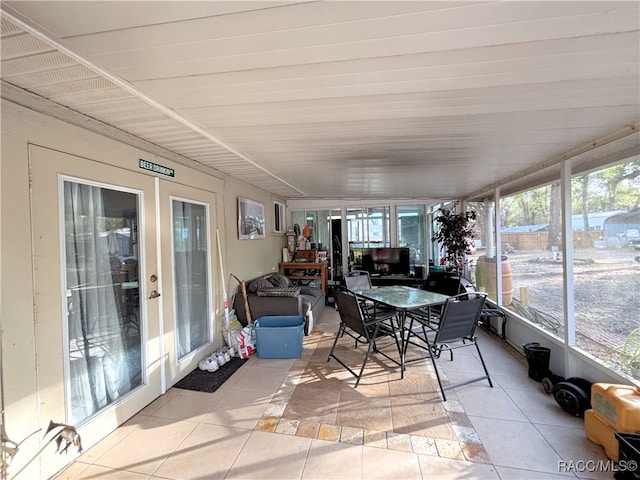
[427,344,447,401]
[354,343,375,388]
[474,341,494,388]
[327,324,345,361]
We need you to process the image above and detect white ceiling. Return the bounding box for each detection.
[1,1,639,201]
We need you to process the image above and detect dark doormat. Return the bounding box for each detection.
[173,357,248,393]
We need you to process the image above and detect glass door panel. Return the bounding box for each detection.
[159,180,216,382]
[397,205,426,277]
[172,199,210,360]
[64,181,142,424]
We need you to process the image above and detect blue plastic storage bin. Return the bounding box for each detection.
[254,315,305,359]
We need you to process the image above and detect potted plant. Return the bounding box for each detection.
[431,203,477,278]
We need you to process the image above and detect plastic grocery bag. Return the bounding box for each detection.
[224,310,243,350]
[237,325,256,359]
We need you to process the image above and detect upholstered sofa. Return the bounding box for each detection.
[232,273,325,335]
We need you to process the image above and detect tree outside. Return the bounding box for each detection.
[472,158,640,381]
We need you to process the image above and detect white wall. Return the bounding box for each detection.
[0,99,284,479]
[504,311,632,386]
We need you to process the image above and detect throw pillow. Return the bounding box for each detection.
[268,274,291,288]
[247,277,274,293]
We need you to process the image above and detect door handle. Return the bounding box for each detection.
[149,290,161,299]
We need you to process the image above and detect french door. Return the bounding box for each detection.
[30,145,216,444]
[158,180,217,381]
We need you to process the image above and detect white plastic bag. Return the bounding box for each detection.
[224,310,243,351]
[237,325,256,359]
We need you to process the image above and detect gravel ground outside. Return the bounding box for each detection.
[470,247,640,378]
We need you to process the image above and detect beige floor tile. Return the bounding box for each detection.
[386,432,413,452]
[255,416,279,432]
[362,445,423,479]
[494,466,574,479]
[93,416,197,475]
[283,384,341,424]
[490,372,539,391]
[229,365,288,393]
[336,387,393,431]
[435,438,465,459]
[225,430,312,479]
[275,418,300,434]
[417,455,500,479]
[411,435,438,455]
[390,395,457,439]
[470,416,565,473]
[504,387,584,428]
[52,461,92,480]
[302,439,364,479]
[202,388,272,429]
[317,423,341,442]
[534,424,612,480]
[253,357,298,370]
[456,386,529,421]
[298,363,348,388]
[340,425,364,445]
[364,428,388,448]
[152,423,252,480]
[66,464,150,479]
[78,414,147,464]
[137,388,179,416]
[150,388,221,422]
[296,420,320,438]
[388,370,439,398]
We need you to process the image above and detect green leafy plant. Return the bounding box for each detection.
[619,327,640,380]
[432,204,477,276]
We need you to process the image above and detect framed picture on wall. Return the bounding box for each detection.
[273,200,285,234]
[238,196,265,239]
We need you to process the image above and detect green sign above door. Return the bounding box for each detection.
[139,159,175,177]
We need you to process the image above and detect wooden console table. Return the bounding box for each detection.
[279,262,327,295]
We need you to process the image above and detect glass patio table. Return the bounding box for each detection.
[354,285,450,375]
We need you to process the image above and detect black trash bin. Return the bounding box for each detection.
[523,342,551,382]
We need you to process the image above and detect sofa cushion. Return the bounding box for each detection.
[267,274,291,288]
[299,294,316,315]
[247,277,274,293]
[299,285,323,301]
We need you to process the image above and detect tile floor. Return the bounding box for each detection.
[56,308,612,480]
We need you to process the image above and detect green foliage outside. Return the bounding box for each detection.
[500,159,640,229]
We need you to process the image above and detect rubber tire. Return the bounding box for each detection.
[552,377,591,417]
[541,377,554,394]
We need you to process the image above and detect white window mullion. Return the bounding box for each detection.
[561,160,576,347]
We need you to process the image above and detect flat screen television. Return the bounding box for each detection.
[358,247,411,276]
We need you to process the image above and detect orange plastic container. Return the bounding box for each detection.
[591,383,640,432]
[584,409,619,461]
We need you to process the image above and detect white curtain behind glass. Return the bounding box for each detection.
[173,200,209,359]
[64,182,134,424]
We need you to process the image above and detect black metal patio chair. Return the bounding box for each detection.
[328,289,403,387]
[344,270,397,324]
[411,292,493,401]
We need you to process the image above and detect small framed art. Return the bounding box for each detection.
[238,196,265,239]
